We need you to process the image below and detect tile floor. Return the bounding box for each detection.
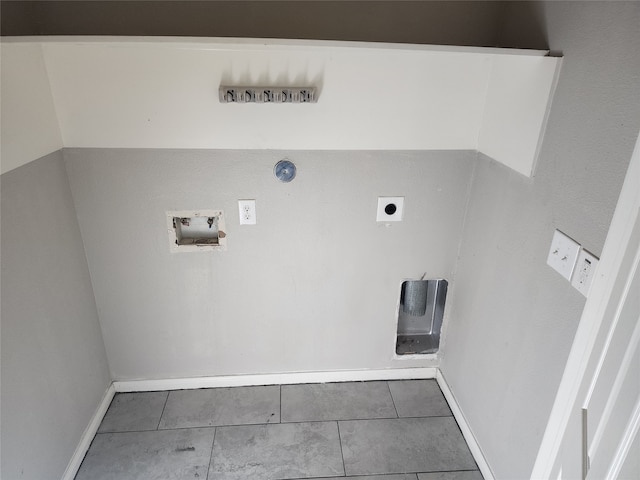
[75,379,483,480]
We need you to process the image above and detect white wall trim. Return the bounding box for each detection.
[606,397,640,479]
[3,35,550,57]
[530,56,563,178]
[64,368,493,480]
[61,383,115,480]
[437,369,495,480]
[114,367,436,392]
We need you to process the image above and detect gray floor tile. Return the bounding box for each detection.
[209,421,344,479]
[340,417,476,476]
[158,385,280,429]
[418,472,483,480]
[98,391,168,433]
[75,428,214,480]
[387,380,452,418]
[82,382,478,480]
[281,381,397,422]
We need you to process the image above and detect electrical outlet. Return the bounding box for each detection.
[547,229,580,281]
[571,249,599,297]
[238,200,256,225]
[376,197,404,222]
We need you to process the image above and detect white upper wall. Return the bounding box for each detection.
[1,37,560,177]
[0,42,63,174]
[478,54,561,176]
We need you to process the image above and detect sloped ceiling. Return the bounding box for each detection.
[1,1,513,47]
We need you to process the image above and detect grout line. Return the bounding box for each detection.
[334,414,455,423]
[279,384,283,423]
[96,425,216,435]
[156,391,170,430]
[205,426,217,480]
[386,381,399,418]
[336,421,347,477]
[280,414,398,424]
[422,469,481,472]
[437,153,478,358]
[98,413,458,435]
[286,470,480,480]
[97,427,160,435]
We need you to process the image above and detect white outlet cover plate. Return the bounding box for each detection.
[377,197,404,222]
[238,199,256,225]
[571,249,599,297]
[547,229,580,281]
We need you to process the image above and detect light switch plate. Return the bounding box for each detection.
[547,229,580,281]
[377,197,404,222]
[571,249,599,297]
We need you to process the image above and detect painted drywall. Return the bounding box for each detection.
[40,38,556,160]
[540,138,640,480]
[440,2,640,479]
[38,39,484,150]
[0,38,559,177]
[64,149,474,380]
[0,42,63,174]
[0,151,112,480]
[477,54,560,176]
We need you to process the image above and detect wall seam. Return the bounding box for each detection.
[61,148,115,381]
[436,150,479,362]
[475,55,495,154]
[38,42,65,147]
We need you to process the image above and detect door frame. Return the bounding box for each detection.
[531,129,640,478]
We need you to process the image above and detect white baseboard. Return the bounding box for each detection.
[436,369,494,480]
[66,367,489,480]
[114,367,437,392]
[62,383,115,480]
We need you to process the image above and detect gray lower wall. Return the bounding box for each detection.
[63,149,475,380]
[441,2,640,478]
[3,5,639,479]
[1,151,111,480]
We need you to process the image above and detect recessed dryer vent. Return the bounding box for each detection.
[167,210,226,252]
[396,279,448,355]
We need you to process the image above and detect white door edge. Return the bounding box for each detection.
[531,129,640,478]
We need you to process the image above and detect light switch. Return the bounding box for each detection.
[547,229,580,281]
